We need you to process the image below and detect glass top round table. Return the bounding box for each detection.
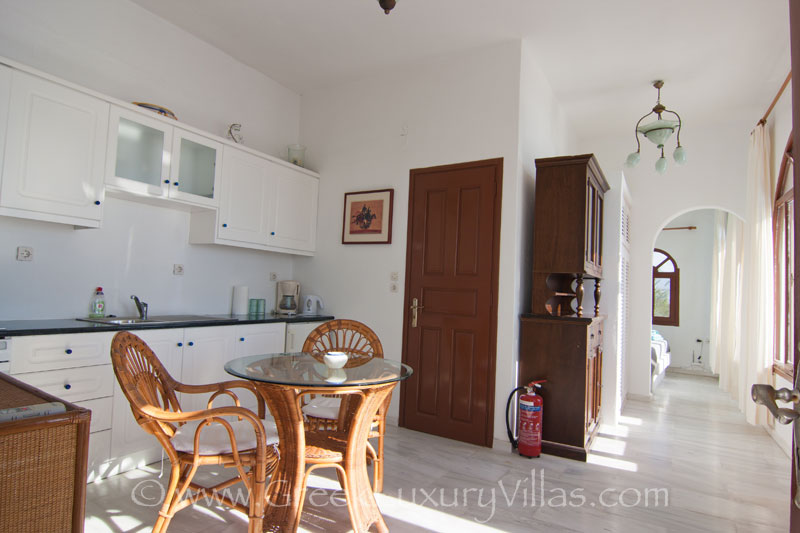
[224,351,413,388]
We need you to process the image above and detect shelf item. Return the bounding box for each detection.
[131,101,177,120]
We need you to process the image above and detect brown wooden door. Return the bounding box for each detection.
[399,158,502,447]
[792,1,800,530]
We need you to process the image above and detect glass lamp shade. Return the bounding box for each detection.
[637,119,679,148]
[625,151,641,167]
[673,145,687,165]
[655,156,668,174]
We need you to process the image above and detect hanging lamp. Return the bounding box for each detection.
[625,80,686,174]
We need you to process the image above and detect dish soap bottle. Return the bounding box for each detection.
[89,287,105,318]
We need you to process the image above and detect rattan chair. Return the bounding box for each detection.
[110,331,279,533]
[301,319,389,492]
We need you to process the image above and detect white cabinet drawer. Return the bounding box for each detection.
[76,397,113,433]
[10,332,114,374]
[14,364,114,402]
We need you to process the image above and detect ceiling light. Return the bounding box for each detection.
[625,80,686,174]
[379,0,397,14]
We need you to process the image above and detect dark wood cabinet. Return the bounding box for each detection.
[519,153,608,462]
[519,315,603,461]
[531,154,609,318]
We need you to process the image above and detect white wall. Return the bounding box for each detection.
[296,40,576,444]
[0,0,300,159]
[587,112,753,398]
[0,0,302,319]
[654,209,716,371]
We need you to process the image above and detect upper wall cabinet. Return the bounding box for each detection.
[0,68,109,227]
[189,145,319,255]
[105,106,222,209]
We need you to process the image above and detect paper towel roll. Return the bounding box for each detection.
[232,285,249,315]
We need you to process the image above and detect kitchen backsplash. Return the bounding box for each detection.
[0,196,294,320]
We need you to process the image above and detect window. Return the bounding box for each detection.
[774,134,794,379]
[652,248,679,326]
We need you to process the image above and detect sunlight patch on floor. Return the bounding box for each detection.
[374,492,508,532]
[618,415,643,426]
[586,453,638,472]
[590,436,626,456]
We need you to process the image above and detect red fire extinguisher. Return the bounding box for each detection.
[506,380,546,458]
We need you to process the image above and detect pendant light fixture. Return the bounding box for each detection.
[378,0,397,14]
[625,80,686,174]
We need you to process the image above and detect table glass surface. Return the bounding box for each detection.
[225,352,413,388]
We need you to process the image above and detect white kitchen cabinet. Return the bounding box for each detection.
[9,331,116,481]
[0,69,108,227]
[270,165,319,253]
[110,328,184,463]
[179,325,237,412]
[189,144,319,255]
[285,320,328,352]
[105,106,221,209]
[233,322,286,411]
[215,146,272,244]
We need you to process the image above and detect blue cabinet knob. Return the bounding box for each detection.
[240,337,245,342]
[270,231,275,235]
[174,181,179,186]
[94,200,101,205]
[177,342,183,347]
[164,179,170,184]
[187,341,194,346]
[222,223,228,228]
[65,349,72,355]
[64,383,71,390]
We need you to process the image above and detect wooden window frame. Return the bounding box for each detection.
[773,134,794,380]
[652,248,680,327]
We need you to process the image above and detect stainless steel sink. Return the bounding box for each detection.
[78,315,225,325]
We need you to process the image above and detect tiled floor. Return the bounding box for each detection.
[85,373,790,532]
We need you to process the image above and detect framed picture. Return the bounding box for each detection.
[342,188,394,244]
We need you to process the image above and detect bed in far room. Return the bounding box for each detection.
[651,329,671,390]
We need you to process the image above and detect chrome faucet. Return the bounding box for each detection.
[130,295,148,320]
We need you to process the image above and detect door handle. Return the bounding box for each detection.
[410,297,425,328]
[752,383,800,507]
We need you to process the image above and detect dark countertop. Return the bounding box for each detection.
[0,314,335,337]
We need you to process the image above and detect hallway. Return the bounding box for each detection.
[85,373,790,532]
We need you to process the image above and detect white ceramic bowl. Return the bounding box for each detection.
[323,351,348,369]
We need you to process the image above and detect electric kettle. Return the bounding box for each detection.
[302,295,324,315]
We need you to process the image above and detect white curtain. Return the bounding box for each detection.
[709,124,773,425]
[711,212,743,397]
[740,123,775,424]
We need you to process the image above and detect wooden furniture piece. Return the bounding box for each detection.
[531,154,609,317]
[300,319,389,492]
[110,331,279,533]
[0,372,90,533]
[225,352,412,533]
[520,153,608,461]
[519,315,603,461]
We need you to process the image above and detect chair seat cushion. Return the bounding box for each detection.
[302,396,341,420]
[172,417,279,455]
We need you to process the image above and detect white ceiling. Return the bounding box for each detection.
[130,0,790,141]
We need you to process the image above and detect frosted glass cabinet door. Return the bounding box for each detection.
[0,69,108,225]
[168,128,222,207]
[105,106,171,198]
